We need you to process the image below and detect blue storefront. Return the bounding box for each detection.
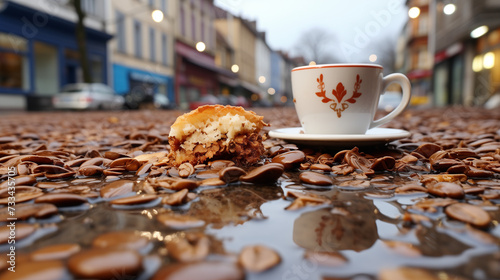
[0,1,111,109]
[113,63,175,107]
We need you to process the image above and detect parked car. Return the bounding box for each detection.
[153,94,174,109]
[229,95,250,107]
[52,83,124,110]
[189,94,220,110]
[378,91,402,112]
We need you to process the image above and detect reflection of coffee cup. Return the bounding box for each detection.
[292,64,411,134]
[293,193,378,252]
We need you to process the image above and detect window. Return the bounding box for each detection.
[149,0,155,8]
[162,34,168,65]
[161,0,167,13]
[191,11,196,40]
[418,14,428,36]
[180,5,186,36]
[81,0,96,17]
[116,11,126,53]
[150,27,156,62]
[0,32,29,91]
[201,18,205,42]
[134,21,142,58]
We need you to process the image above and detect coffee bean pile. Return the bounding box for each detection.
[0,107,499,280]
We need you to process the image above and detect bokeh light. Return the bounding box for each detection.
[408,7,420,19]
[152,10,164,23]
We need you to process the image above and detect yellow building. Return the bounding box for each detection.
[107,0,175,109]
[215,8,260,99]
[396,0,432,106]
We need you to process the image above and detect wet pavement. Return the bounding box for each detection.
[0,107,499,280]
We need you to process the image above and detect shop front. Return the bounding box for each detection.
[174,41,216,109]
[0,2,110,110]
[113,63,174,109]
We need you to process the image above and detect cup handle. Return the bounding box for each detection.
[369,73,411,129]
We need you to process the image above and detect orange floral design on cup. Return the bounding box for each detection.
[315,74,363,118]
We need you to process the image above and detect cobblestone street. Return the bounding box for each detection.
[0,106,500,279]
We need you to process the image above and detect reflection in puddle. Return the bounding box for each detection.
[293,195,378,252]
[188,185,284,228]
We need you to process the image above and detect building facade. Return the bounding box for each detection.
[107,0,175,109]
[433,0,500,106]
[0,0,110,110]
[174,0,226,109]
[396,0,432,107]
[255,31,272,103]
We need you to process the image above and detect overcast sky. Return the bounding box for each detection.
[214,0,408,69]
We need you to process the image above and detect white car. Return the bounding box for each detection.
[378,91,403,112]
[53,83,124,110]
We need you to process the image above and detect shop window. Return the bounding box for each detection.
[90,55,103,83]
[34,41,58,95]
[0,32,29,91]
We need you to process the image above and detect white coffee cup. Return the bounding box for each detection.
[292,63,411,134]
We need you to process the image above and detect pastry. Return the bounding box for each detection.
[168,105,268,166]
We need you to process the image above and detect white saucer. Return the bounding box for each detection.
[268,127,411,147]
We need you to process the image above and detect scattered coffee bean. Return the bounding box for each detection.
[110,194,158,206]
[92,231,150,251]
[166,232,209,262]
[0,203,57,222]
[299,171,333,186]
[272,150,305,169]
[238,245,281,272]
[68,248,142,279]
[240,163,284,184]
[178,162,195,178]
[427,182,465,199]
[219,166,246,183]
[152,261,244,280]
[0,223,35,244]
[35,193,88,207]
[0,175,36,189]
[0,260,68,280]
[157,213,205,229]
[445,203,491,228]
[303,250,348,267]
[100,180,135,199]
[162,189,189,206]
[30,243,81,261]
[414,143,442,158]
[379,267,439,280]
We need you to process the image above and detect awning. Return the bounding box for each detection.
[240,81,261,94]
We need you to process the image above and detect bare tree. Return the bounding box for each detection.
[72,0,92,83]
[294,28,338,64]
[370,35,398,74]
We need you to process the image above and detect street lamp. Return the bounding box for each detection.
[196,41,206,52]
[443,3,456,15]
[483,52,495,69]
[151,9,164,23]
[231,64,239,73]
[408,7,420,18]
[470,25,488,39]
[369,54,377,62]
